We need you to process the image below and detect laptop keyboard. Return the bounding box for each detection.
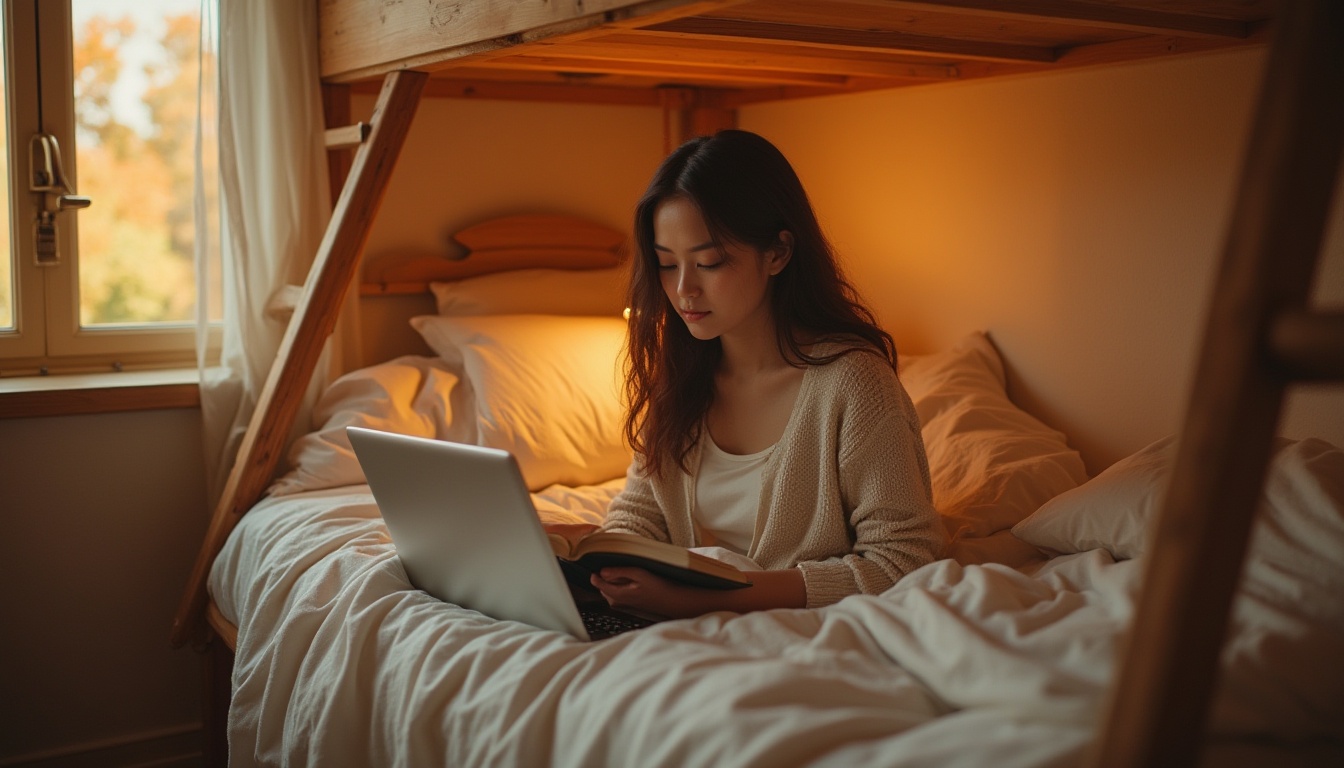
[581,609,650,639]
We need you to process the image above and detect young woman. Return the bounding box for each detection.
[589,129,945,619]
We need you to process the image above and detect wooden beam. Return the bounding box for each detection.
[534,32,959,81]
[1054,21,1270,67]
[354,77,663,105]
[1091,1,1344,765]
[489,53,853,87]
[953,23,1270,82]
[319,0,750,82]
[644,16,1058,63]
[170,69,428,649]
[870,0,1255,39]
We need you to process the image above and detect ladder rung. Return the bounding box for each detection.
[324,121,370,150]
[1269,309,1344,381]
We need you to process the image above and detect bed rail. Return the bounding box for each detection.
[1092,0,1344,764]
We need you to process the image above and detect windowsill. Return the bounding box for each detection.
[0,368,201,419]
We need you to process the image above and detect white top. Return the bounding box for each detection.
[693,431,774,555]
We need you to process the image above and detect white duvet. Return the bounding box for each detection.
[209,337,1343,766]
[210,449,1344,767]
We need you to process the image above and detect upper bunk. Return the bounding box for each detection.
[317,0,1279,105]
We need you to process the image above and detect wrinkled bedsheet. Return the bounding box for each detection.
[210,484,1340,767]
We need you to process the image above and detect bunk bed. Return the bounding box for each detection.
[172,1,1344,765]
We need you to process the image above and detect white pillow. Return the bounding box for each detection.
[1012,435,1344,740]
[269,355,471,496]
[899,332,1088,548]
[1009,435,1173,559]
[410,314,632,490]
[1012,436,1344,565]
[429,267,627,317]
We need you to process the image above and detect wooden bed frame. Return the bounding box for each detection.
[171,2,1343,765]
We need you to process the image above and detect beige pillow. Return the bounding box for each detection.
[411,314,632,490]
[900,332,1088,549]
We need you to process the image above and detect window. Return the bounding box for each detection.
[2,0,218,376]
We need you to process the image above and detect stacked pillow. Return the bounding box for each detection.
[429,267,626,317]
[283,263,1092,569]
[271,267,630,495]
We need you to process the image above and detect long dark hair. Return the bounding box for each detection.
[624,129,895,477]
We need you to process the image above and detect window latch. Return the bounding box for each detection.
[29,133,92,267]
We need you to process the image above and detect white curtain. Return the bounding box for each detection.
[195,0,337,506]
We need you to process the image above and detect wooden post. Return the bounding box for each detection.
[659,86,737,153]
[1090,1,1344,765]
[200,638,233,768]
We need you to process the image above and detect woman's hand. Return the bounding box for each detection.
[590,567,711,620]
[592,566,807,619]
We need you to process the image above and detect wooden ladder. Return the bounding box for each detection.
[1093,0,1344,764]
[170,70,427,652]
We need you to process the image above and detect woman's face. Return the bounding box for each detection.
[652,196,788,344]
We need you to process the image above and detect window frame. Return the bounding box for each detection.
[2,0,216,376]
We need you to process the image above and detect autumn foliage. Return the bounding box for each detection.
[0,10,209,328]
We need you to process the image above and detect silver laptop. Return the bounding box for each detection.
[346,426,652,641]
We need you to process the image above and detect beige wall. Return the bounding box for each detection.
[353,97,667,366]
[0,409,207,766]
[358,47,1342,474]
[740,48,1343,472]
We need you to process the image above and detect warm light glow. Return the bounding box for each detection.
[622,307,632,320]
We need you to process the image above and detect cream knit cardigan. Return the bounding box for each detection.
[603,344,947,608]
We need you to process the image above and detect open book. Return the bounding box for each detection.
[547,529,752,590]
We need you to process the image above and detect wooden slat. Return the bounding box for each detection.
[322,83,354,206]
[870,0,1255,39]
[422,78,664,105]
[1091,1,1344,765]
[1269,310,1344,381]
[488,53,853,87]
[952,25,1270,84]
[644,16,1059,63]
[170,69,428,649]
[322,121,368,150]
[1053,21,1271,67]
[522,32,959,81]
